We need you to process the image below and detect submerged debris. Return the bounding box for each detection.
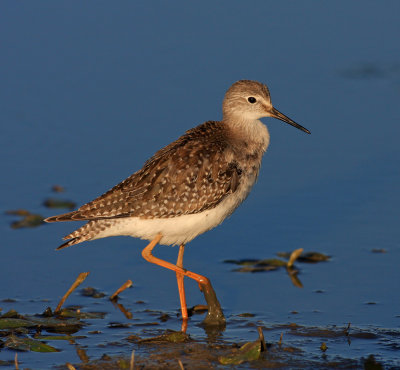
[51,184,65,193]
[81,287,106,299]
[363,354,384,370]
[55,272,90,313]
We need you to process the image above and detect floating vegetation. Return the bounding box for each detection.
[43,198,76,209]
[57,308,106,320]
[371,248,387,253]
[225,257,286,272]
[320,341,328,352]
[237,312,255,318]
[225,249,332,289]
[277,250,330,263]
[5,209,44,229]
[0,287,396,368]
[137,329,190,344]
[81,287,106,299]
[0,308,85,353]
[108,322,133,329]
[5,335,59,352]
[219,337,262,365]
[51,185,65,193]
[0,317,37,329]
[4,184,74,230]
[225,249,305,286]
[0,238,394,368]
[225,248,309,272]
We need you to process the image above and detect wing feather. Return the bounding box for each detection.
[45,121,243,222]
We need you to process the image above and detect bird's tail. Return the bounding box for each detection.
[54,220,111,250]
[56,237,81,250]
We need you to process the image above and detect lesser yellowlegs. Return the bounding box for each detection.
[45,80,310,327]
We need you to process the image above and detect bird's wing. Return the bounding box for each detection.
[45,121,243,222]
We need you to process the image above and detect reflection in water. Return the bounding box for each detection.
[286,267,303,288]
[111,300,133,319]
[110,279,133,300]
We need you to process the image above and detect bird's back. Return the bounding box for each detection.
[46,121,243,222]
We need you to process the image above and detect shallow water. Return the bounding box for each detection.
[1,1,400,368]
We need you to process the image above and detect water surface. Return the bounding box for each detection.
[1,1,399,368]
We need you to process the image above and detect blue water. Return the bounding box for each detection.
[1,1,400,367]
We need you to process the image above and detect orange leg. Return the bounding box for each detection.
[176,244,188,323]
[141,233,225,327]
[142,234,211,287]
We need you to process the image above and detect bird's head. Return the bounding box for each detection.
[223,80,310,134]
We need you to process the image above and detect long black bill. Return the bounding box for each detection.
[270,107,311,134]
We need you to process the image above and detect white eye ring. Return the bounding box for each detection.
[247,97,257,104]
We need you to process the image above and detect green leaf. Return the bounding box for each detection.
[299,252,330,262]
[5,336,59,352]
[34,334,86,341]
[58,308,106,319]
[219,340,261,365]
[139,330,189,344]
[256,258,287,267]
[0,318,36,329]
[8,210,45,228]
[28,316,84,334]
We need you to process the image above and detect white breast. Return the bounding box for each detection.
[91,170,258,246]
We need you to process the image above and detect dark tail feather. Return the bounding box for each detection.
[56,237,81,250]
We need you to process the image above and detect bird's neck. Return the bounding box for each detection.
[223,116,270,153]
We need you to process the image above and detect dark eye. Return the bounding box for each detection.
[248,97,257,104]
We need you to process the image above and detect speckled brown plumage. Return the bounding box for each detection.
[46,80,310,249]
[46,121,246,223]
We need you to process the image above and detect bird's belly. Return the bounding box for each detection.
[92,172,258,246]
